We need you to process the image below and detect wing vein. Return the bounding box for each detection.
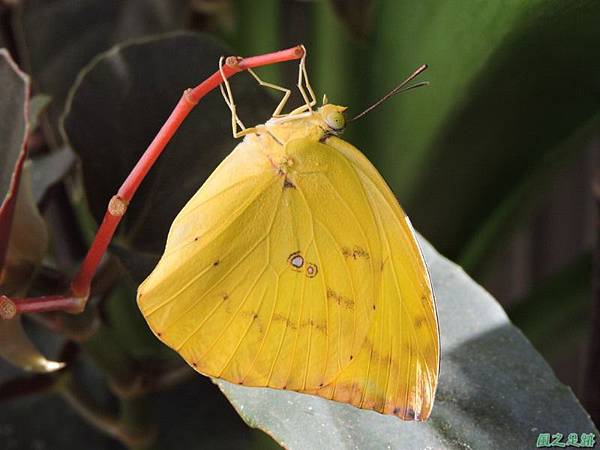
[294,184,331,386]
[203,256,270,365]
[380,210,431,415]
[163,175,277,259]
[242,268,279,384]
[166,186,283,346]
[216,261,271,377]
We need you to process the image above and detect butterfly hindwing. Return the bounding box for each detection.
[138,134,380,391]
[138,128,439,419]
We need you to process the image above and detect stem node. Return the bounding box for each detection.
[183,88,198,105]
[0,295,17,319]
[225,55,242,67]
[108,195,128,217]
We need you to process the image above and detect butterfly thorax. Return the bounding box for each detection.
[241,103,348,180]
[262,103,348,145]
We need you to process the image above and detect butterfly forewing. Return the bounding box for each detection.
[307,136,440,420]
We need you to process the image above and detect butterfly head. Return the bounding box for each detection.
[318,103,348,135]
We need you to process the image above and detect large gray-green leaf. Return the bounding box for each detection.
[216,236,597,449]
[62,32,275,256]
[13,0,190,146]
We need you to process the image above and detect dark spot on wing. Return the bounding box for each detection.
[372,304,376,310]
[288,251,304,270]
[194,237,199,242]
[326,288,355,309]
[414,316,426,328]
[273,313,297,330]
[300,319,326,333]
[306,263,318,278]
[342,246,369,260]
[213,260,220,267]
[283,177,296,189]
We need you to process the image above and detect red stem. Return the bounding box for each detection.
[1,45,304,314]
[1,294,85,319]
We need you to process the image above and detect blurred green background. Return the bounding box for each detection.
[0,0,598,448]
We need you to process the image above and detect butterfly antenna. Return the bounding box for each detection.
[348,64,429,123]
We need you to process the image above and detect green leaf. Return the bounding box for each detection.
[1,163,48,294]
[62,32,275,257]
[458,114,600,275]
[29,146,76,203]
[509,253,592,358]
[110,244,159,286]
[0,319,63,373]
[230,0,281,83]
[0,161,60,374]
[363,0,600,268]
[104,279,171,360]
[0,51,48,292]
[0,48,28,211]
[327,0,374,39]
[215,236,598,449]
[0,48,39,285]
[13,0,190,146]
[27,94,51,131]
[0,50,62,373]
[310,0,368,124]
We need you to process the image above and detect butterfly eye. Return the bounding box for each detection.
[325,111,345,131]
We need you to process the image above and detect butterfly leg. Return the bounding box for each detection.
[219,56,257,139]
[246,68,292,118]
[247,45,315,118]
[288,45,317,116]
[220,58,285,143]
[219,46,314,137]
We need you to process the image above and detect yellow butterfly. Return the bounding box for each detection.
[137,48,439,421]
